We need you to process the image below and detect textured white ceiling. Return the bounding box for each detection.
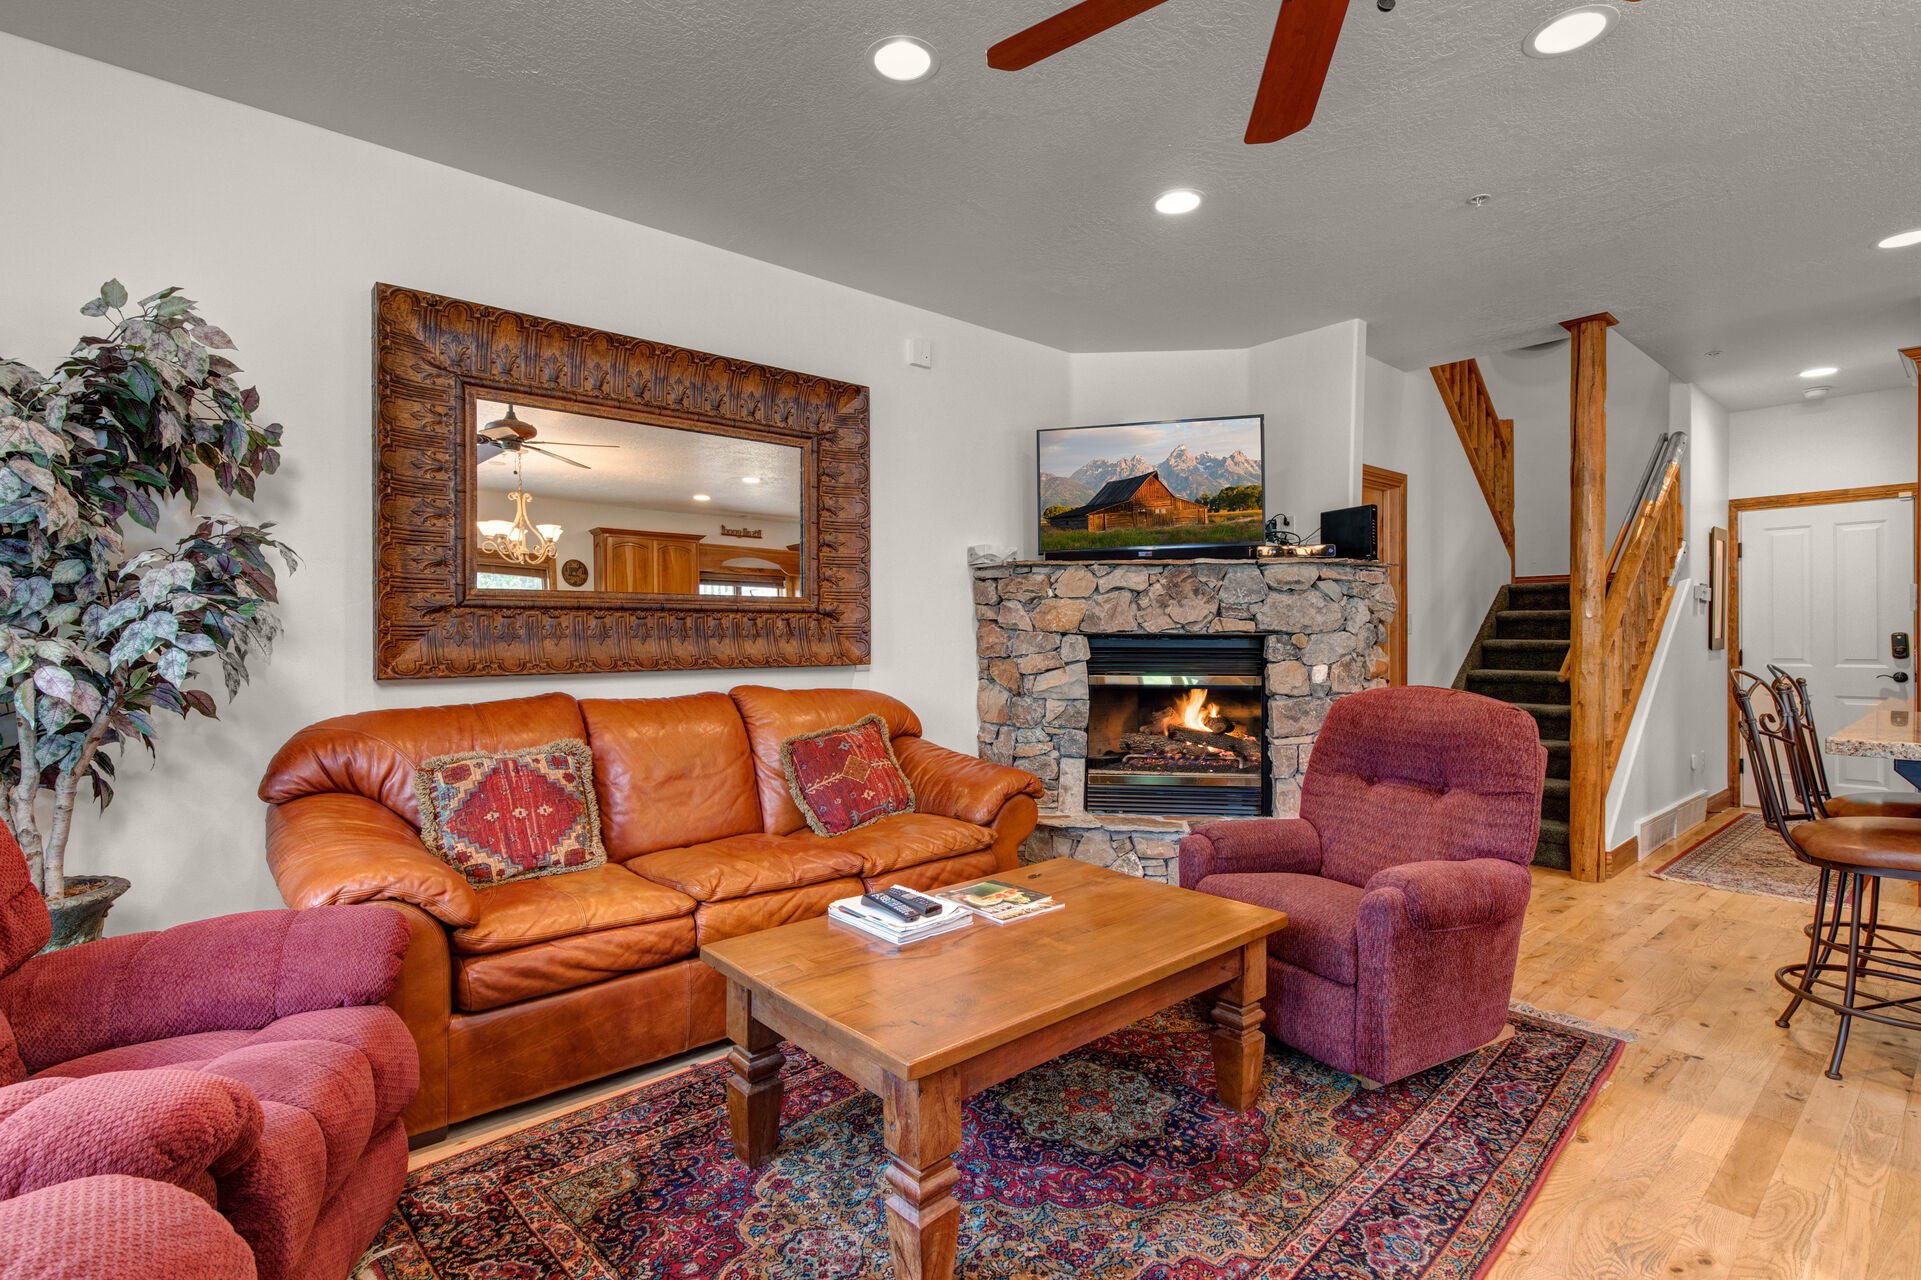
[2,0,1916,410]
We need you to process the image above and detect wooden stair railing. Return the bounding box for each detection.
[1429,360,1515,561]
[1558,458,1685,773]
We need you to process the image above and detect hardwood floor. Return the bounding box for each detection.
[1494,809,1921,1280]
[411,809,1921,1278]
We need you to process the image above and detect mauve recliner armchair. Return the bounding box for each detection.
[1180,685,1545,1086]
[0,823,418,1280]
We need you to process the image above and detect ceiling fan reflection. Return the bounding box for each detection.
[476,404,618,470]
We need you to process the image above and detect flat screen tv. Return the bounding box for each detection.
[1037,415,1265,560]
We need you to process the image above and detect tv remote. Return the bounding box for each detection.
[861,892,924,923]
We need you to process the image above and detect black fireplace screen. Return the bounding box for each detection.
[1084,636,1268,818]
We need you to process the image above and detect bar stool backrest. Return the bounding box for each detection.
[1732,668,1825,834]
[1765,663,1833,809]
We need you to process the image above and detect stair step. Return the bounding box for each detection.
[1506,582,1570,612]
[1465,668,1572,707]
[1480,638,1571,671]
[1494,610,1572,641]
[1512,703,1571,737]
[1533,818,1572,871]
[1541,738,1571,780]
[1542,776,1571,823]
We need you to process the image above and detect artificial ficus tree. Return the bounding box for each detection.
[0,281,295,900]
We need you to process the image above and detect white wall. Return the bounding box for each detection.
[1250,320,1367,532]
[1485,331,1677,577]
[1605,384,1732,849]
[1361,358,1512,686]
[1728,387,1915,499]
[0,34,1071,933]
[1066,350,1250,426]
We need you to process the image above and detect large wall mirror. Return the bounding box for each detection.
[374,285,870,679]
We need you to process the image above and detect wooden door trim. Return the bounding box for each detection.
[1723,482,1918,798]
[1361,464,1408,686]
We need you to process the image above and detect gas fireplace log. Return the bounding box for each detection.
[1166,725,1261,760]
[1118,732,1216,760]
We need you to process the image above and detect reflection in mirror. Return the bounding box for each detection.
[472,399,804,598]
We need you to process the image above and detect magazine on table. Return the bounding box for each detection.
[935,879,1064,925]
[828,887,972,945]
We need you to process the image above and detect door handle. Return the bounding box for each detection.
[1880,672,1911,685]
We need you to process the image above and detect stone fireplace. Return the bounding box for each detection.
[973,559,1395,882]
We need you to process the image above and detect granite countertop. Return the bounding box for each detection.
[1826,694,1921,761]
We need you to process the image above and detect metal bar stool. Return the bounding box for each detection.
[1733,668,1921,1079]
[1765,663,1921,819]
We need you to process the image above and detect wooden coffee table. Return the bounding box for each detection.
[699,857,1287,1280]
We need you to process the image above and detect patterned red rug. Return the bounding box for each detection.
[362,1004,1620,1279]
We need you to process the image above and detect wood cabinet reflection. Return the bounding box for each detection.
[591,528,703,594]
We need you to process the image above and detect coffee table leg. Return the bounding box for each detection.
[726,981,783,1167]
[1210,938,1268,1111]
[882,1071,962,1280]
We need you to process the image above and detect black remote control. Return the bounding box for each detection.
[862,892,923,923]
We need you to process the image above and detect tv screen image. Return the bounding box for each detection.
[1037,415,1265,558]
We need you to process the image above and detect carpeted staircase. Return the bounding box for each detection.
[1454,582,1572,870]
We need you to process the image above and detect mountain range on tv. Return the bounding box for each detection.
[1040,444,1261,509]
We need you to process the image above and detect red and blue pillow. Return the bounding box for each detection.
[414,740,605,887]
[780,715,917,836]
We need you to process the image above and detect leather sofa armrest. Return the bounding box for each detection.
[266,793,479,927]
[894,737,1043,827]
[1179,818,1323,888]
[1362,858,1532,932]
[0,1070,262,1199]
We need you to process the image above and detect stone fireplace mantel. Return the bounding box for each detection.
[973,557,1396,880]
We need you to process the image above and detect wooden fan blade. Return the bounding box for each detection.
[536,441,620,448]
[1245,0,1352,145]
[522,444,592,469]
[988,0,1176,70]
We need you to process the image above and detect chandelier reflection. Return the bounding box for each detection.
[477,452,562,565]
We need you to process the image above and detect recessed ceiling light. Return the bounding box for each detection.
[740,476,763,485]
[1879,228,1921,249]
[1155,189,1203,215]
[869,36,937,83]
[1524,5,1618,58]
[692,493,712,502]
[1800,366,1839,379]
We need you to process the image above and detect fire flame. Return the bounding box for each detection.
[1163,689,1220,734]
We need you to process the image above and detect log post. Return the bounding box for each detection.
[1562,312,1618,883]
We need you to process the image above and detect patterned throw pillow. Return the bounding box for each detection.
[414,740,606,887]
[780,715,917,837]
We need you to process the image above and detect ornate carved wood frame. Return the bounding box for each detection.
[373,284,871,679]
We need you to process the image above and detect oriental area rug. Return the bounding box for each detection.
[360,1005,1621,1280]
[1651,813,1819,903]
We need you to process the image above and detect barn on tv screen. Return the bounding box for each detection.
[1037,415,1265,555]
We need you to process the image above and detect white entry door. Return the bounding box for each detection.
[1739,496,1915,804]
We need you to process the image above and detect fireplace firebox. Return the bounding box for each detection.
[1085,636,1268,818]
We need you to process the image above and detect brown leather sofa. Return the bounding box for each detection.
[260,686,1042,1139]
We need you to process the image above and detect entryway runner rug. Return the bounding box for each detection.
[361,1004,1621,1279]
[1650,813,1819,903]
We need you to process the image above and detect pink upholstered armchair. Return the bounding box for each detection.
[0,825,418,1280]
[1180,685,1545,1087]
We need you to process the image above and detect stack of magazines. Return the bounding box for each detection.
[828,888,972,946]
[936,880,1064,925]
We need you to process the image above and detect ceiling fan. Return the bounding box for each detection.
[476,405,617,471]
[990,0,1356,144]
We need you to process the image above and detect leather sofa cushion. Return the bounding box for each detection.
[693,878,864,945]
[1198,871,1362,986]
[582,694,763,860]
[873,849,999,893]
[788,813,995,876]
[730,686,924,834]
[629,833,865,902]
[455,917,699,1012]
[450,863,696,955]
[258,692,587,828]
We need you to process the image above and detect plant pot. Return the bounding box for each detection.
[42,875,131,952]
